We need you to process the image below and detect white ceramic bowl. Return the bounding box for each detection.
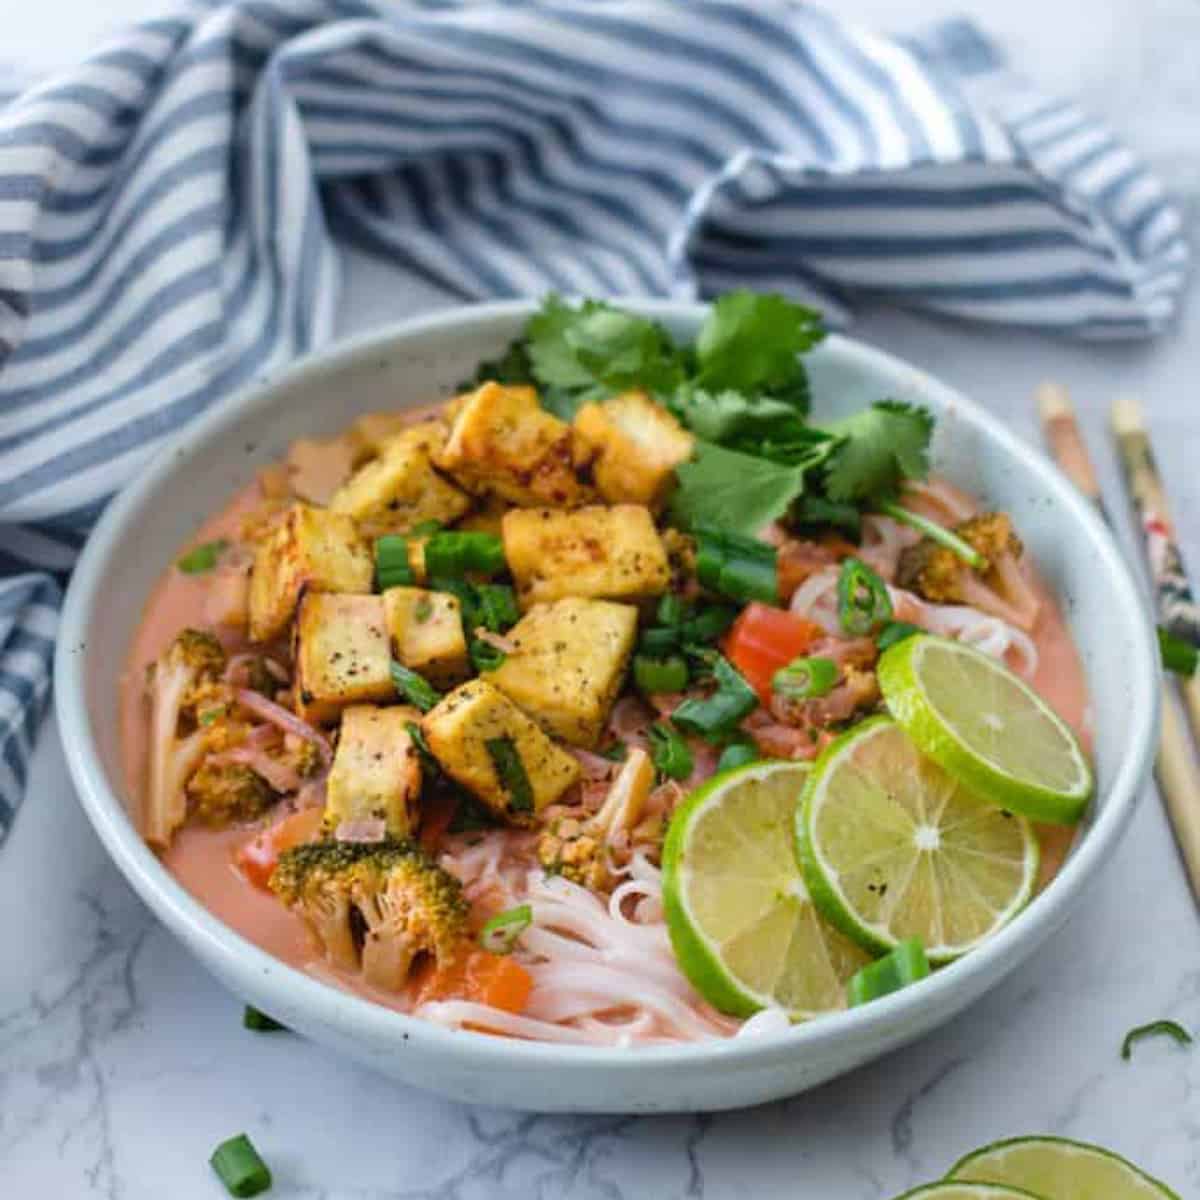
[55,300,1158,1113]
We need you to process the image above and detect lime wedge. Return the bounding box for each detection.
[949,1136,1180,1199]
[661,760,871,1019]
[797,717,1039,962]
[890,1186,1045,1200]
[878,634,1093,825]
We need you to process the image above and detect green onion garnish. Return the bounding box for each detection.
[846,937,930,1007]
[649,722,694,781]
[638,626,681,657]
[209,1133,272,1197]
[375,535,415,590]
[878,501,987,569]
[485,736,534,813]
[242,1006,287,1033]
[479,903,533,954]
[837,556,893,636]
[475,582,520,632]
[177,539,228,574]
[405,720,440,774]
[633,654,689,695]
[1121,1019,1193,1060]
[391,661,440,712]
[599,741,628,762]
[772,656,838,701]
[877,621,922,653]
[671,654,758,738]
[657,594,686,627]
[716,740,759,773]
[198,705,228,727]
[682,602,738,645]
[1158,626,1198,677]
[694,525,779,604]
[413,596,433,623]
[423,531,506,578]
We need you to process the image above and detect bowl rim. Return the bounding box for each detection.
[55,298,1159,1070]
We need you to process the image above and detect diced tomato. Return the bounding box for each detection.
[723,602,823,705]
[235,806,324,890]
[413,948,533,1015]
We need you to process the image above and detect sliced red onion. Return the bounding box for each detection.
[235,687,331,763]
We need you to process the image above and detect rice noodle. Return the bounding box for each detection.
[235,688,332,763]
[789,567,842,635]
[858,515,920,582]
[215,745,302,794]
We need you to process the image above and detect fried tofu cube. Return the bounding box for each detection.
[453,494,510,538]
[348,413,445,463]
[434,381,594,508]
[248,503,373,642]
[489,598,638,747]
[421,680,580,822]
[293,593,395,724]
[323,704,422,837]
[383,587,469,687]
[330,428,471,534]
[502,504,671,607]
[574,391,694,509]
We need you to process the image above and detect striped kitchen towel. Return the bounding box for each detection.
[0,0,1187,843]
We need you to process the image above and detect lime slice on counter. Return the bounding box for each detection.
[949,1136,1180,1199]
[797,717,1039,962]
[889,1186,1045,1200]
[661,760,871,1020]
[877,634,1093,825]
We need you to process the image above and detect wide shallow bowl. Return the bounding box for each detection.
[56,300,1158,1113]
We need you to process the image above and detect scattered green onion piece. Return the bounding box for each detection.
[375,535,415,590]
[837,556,893,636]
[716,740,759,773]
[694,525,779,604]
[476,583,520,632]
[878,501,987,569]
[1121,1019,1193,1061]
[242,1006,287,1033]
[1158,627,1198,677]
[649,722,694,781]
[470,640,507,672]
[209,1134,272,1197]
[198,705,228,727]
[634,654,689,695]
[877,621,922,653]
[772,656,838,701]
[485,736,534,813]
[638,626,680,657]
[448,793,500,833]
[391,661,440,712]
[413,596,434,623]
[423,531,506,578]
[177,539,228,575]
[846,937,930,1007]
[479,904,533,954]
[405,720,440,775]
[671,654,758,739]
[681,603,738,645]
[599,741,628,762]
[656,594,686,627]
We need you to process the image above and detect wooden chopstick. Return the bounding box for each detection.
[1036,384,1200,902]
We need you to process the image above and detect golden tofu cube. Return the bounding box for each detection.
[434,381,594,508]
[348,413,445,463]
[502,504,670,607]
[574,390,694,509]
[421,681,580,822]
[248,503,373,643]
[293,593,395,724]
[489,598,638,747]
[323,704,422,837]
[330,429,471,534]
[383,587,469,687]
[453,494,510,538]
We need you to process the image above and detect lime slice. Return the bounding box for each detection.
[890,1186,1045,1200]
[949,1136,1180,1199]
[661,760,871,1019]
[797,717,1039,962]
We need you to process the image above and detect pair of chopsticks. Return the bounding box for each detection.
[1037,385,1200,900]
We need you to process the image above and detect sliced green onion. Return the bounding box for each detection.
[391,661,440,712]
[656,594,686,627]
[694,525,779,604]
[837,556,893,636]
[878,501,987,569]
[1121,1019,1193,1061]
[375,535,415,590]
[1158,626,1198,677]
[671,654,758,739]
[475,583,520,632]
[634,654,689,695]
[405,720,440,775]
[470,640,507,672]
[423,531,506,578]
[772,656,838,700]
[485,736,534,813]
[847,937,930,1007]
[649,722,694,781]
[479,903,533,954]
[209,1133,272,1197]
[242,1006,287,1033]
[681,602,738,645]
[638,626,680,657]
[877,621,922,653]
[716,740,759,773]
[599,741,628,762]
[198,704,228,727]
[177,539,228,575]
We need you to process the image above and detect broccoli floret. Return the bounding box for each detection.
[896,512,1022,604]
[186,761,274,827]
[144,629,228,849]
[270,839,468,991]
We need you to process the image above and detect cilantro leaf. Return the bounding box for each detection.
[818,401,934,504]
[671,441,808,536]
[672,387,835,465]
[467,338,536,389]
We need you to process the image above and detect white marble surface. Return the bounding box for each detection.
[5,1,1200,1195]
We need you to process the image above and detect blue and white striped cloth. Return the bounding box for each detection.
[0,0,1187,844]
